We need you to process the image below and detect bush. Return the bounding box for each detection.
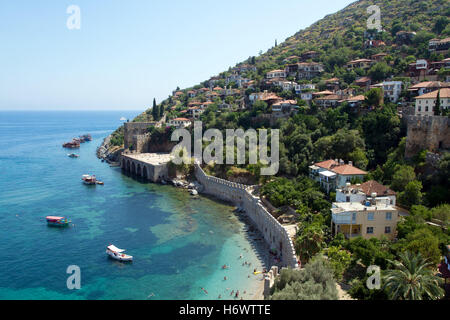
[270,257,338,300]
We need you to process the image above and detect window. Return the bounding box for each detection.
[368,212,374,221]
[367,227,374,234]
[386,212,392,221]
[352,212,357,224]
[385,227,391,234]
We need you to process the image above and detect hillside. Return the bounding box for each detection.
[108,0,450,300]
[127,0,449,122]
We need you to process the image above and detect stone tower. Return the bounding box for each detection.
[405,115,450,158]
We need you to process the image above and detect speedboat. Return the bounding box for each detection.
[46,216,71,227]
[82,174,97,185]
[68,153,79,158]
[106,245,133,262]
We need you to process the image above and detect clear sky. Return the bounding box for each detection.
[0,0,355,111]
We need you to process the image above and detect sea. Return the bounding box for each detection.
[0,111,266,300]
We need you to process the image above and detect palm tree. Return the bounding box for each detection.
[383,251,444,300]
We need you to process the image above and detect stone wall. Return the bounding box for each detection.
[121,154,169,182]
[123,122,157,152]
[405,115,450,158]
[194,164,298,270]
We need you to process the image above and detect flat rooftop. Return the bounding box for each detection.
[123,153,173,165]
[332,201,397,213]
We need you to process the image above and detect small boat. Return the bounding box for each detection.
[96,181,104,185]
[62,141,80,149]
[46,216,71,227]
[106,245,133,262]
[120,117,127,121]
[82,174,97,185]
[80,134,92,142]
[68,153,79,158]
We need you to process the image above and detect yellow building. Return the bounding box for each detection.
[331,199,399,240]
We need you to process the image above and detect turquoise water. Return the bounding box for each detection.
[0,111,266,300]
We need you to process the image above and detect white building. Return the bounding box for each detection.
[309,159,367,193]
[414,88,450,116]
[336,180,396,206]
[266,69,287,79]
[167,118,191,128]
[373,81,403,103]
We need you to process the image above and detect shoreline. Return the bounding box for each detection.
[99,138,276,300]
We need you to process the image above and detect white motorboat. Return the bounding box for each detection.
[106,244,133,262]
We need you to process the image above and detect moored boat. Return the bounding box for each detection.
[82,174,97,185]
[46,216,71,227]
[68,153,79,158]
[106,245,133,262]
[62,140,80,149]
[80,134,92,142]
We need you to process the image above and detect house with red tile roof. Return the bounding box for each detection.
[336,180,396,205]
[346,59,375,70]
[414,88,450,116]
[309,159,367,193]
[167,117,191,128]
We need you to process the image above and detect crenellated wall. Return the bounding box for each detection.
[194,164,299,270]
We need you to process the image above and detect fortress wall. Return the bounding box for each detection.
[194,164,298,269]
[405,115,450,158]
[123,122,157,152]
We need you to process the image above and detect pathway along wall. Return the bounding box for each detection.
[194,164,298,269]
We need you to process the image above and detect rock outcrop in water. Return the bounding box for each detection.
[97,134,123,164]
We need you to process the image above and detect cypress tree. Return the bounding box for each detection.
[159,103,164,118]
[434,90,441,116]
[152,98,159,120]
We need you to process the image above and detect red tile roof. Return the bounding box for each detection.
[351,180,396,196]
[315,160,367,175]
[415,88,450,99]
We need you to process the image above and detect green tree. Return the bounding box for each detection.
[434,90,441,116]
[391,165,416,191]
[295,224,325,263]
[398,180,423,208]
[364,88,384,108]
[433,16,449,35]
[326,246,352,281]
[405,229,441,265]
[152,98,159,121]
[383,251,444,300]
[368,62,392,83]
[270,257,338,300]
[430,204,450,227]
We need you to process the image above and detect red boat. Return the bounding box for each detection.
[63,141,80,149]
